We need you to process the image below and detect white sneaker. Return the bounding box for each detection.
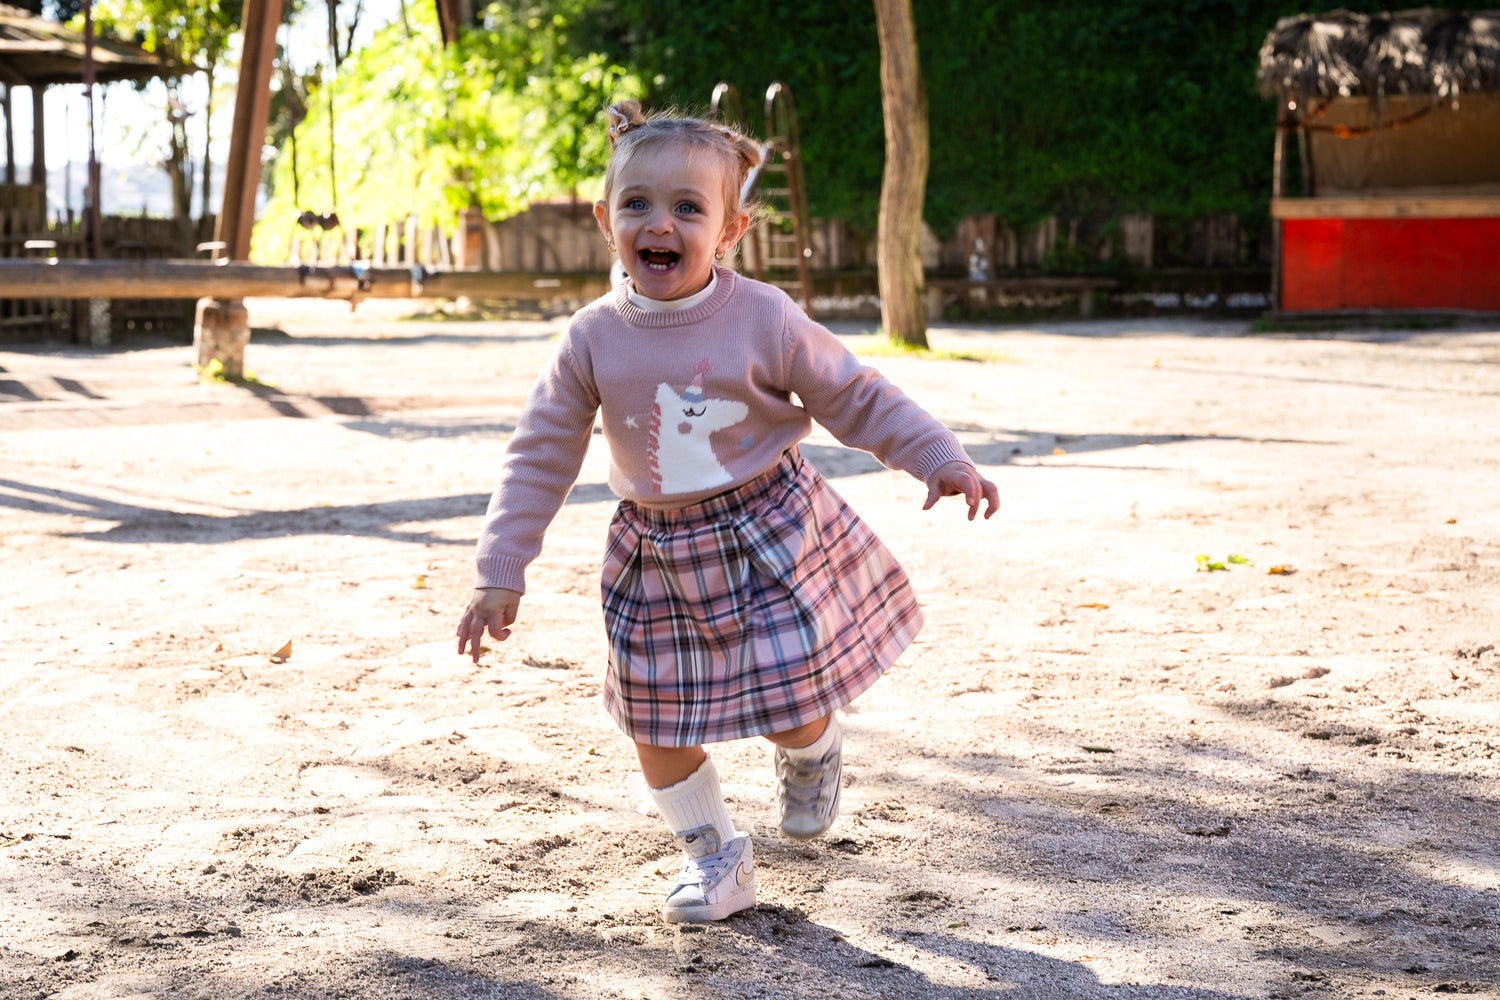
[662,826,755,924]
[775,725,842,839]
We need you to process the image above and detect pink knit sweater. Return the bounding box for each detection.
[474,268,972,592]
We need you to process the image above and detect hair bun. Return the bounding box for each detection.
[607,100,647,149]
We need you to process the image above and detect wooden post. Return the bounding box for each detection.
[1270,110,1286,313]
[197,0,284,379]
[3,84,14,186]
[30,84,43,191]
[434,0,470,44]
[1295,99,1314,199]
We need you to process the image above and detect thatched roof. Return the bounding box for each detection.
[1258,9,1500,101]
[0,2,181,88]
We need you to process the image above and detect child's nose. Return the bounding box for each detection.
[646,208,674,233]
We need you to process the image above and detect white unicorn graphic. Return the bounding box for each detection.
[643,359,748,494]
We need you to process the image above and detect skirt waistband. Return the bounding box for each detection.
[620,448,803,531]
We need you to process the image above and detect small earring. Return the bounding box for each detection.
[714,249,726,262]
[606,240,616,253]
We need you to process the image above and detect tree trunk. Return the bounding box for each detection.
[873,0,929,348]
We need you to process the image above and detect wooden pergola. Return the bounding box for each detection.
[0,3,176,190]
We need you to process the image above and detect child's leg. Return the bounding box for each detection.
[639,742,753,923]
[765,713,842,840]
[635,742,707,789]
[763,715,829,750]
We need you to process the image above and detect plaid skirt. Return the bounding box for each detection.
[600,448,923,746]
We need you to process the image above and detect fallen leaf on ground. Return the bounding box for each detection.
[269,639,292,664]
[1082,745,1115,753]
[1075,602,1109,609]
[412,575,427,589]
[1195,555,1227,572]
[1267,565,1296,575]
[1227,554,1253,565]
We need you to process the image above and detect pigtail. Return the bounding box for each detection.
[728,132,762,187]
[607,100,647,150]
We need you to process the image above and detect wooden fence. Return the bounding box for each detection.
[0,183,216,341]
[332,200,1263,278]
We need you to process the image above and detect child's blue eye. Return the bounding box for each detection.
[675,201,701,214]
[625,197,647,210]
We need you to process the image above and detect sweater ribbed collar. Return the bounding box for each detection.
[610,266,738,328]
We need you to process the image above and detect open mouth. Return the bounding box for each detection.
[639,249,680,272]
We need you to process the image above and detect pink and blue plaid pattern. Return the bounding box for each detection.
[600,449,923,747]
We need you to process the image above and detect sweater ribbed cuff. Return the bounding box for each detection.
[474,554,527,594]
[914,440,976,482]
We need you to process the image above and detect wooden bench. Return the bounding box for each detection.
[925,276,1119,320]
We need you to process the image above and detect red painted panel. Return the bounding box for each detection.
[1459,219,1500,310]
[1281,219,1343,311]
[1282,216,1500,311]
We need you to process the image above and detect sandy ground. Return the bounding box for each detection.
[1,300,1497,1000]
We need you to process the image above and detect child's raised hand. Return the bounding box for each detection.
[923,460,1000,521]
[457,587,522,663]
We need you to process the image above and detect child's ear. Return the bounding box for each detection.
[718,210,751,255]
[593,200,613,244]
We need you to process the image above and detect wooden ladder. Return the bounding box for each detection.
[712,82,815,317]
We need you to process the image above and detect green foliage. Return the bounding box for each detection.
[850,333,1014,364]
[253,1,642,260]
[587,0,1396,240]
[196,358,264,385]
[91,0,242,75]
[597,0,883,228]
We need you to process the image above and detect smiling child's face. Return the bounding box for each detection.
[595,144,749,302]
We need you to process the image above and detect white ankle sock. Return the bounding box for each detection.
[648,754,737,847]
[780,713,840,763]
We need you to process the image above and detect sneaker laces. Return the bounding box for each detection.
[674,844,738,890]
[777,750,837,809]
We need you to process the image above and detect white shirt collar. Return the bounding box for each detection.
[627,269,719,312]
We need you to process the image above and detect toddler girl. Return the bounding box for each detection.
[457,100,998,924]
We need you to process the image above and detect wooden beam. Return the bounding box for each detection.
[1271,196,1500,219]
[215,0,283,261]
[0,259,609,301]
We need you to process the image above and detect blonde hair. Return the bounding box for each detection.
[602,100,762,218]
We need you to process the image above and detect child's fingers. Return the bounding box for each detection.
[456,612,475,655]
[922,476,944,511]
[459,615,484,662]
[981,478,1001,519]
